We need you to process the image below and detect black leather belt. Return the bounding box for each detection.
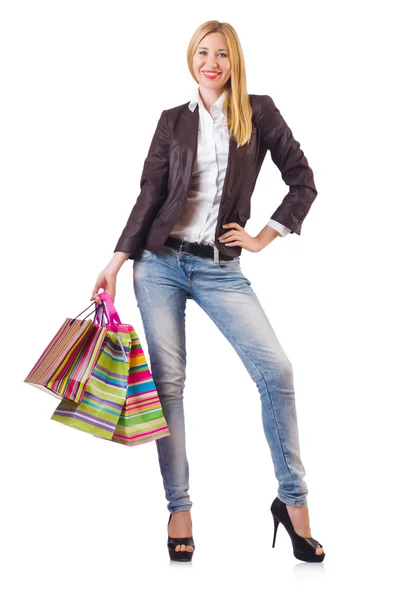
[164,236,235,261]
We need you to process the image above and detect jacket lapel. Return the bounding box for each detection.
[178,103,250,195]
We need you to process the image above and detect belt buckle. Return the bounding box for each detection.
[213,245,220,267]
[179,239,192,258]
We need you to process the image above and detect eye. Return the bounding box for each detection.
[198,51,228,58]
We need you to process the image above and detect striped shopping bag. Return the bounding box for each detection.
[51,292,171,445]
[24,302,107,403]
[102,326,172,447]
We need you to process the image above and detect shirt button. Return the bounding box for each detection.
[180,261,185,266]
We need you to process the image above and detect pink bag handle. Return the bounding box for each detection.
[94,291,122,332]
[99,291,122,323]
[93,292,130,362]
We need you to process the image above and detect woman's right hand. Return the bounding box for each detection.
[90,267,118,305]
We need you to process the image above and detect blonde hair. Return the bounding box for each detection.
[187,20,253,148]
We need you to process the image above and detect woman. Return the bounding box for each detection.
[91,20,325,563]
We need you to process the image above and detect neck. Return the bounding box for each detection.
[198,86,225,113]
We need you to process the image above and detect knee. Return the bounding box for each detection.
[150,358,187,394]
[275,356,294,388]
[281,357,294,386]
[153,372,186,400]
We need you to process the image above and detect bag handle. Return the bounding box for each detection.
[98,291,122,325]
[93,292,123,332]
[69,293,122,332]
[70,301,104,328]
[95,292,129,361]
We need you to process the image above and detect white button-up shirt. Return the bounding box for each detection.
[169,86,291,246]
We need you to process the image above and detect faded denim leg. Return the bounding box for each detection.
[133,248,193,514]
[188,254,309,507]
[133,245,309,510]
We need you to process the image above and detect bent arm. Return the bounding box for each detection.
[258,95,317,235]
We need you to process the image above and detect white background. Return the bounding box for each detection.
[1,1,396,598]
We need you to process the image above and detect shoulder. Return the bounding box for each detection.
[250,94,278,116]
[162,101,191,120]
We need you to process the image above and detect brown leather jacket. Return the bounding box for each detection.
[114,94,317,260]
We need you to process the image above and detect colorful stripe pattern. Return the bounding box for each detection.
[102,327,171,447]
[45,324,107,403]
[27,315,171,447]
[50,330,132,439]
[24,318,94,393]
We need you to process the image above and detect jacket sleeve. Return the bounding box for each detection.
[113,109,170,258]
[257,95,317,235]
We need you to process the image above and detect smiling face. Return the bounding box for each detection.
[192,32,231,92]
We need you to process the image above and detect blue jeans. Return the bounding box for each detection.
[132,243,309,512]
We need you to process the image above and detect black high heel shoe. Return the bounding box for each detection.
[270,497,325,563]
[167,513,195,562]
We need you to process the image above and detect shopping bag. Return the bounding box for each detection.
[100,325,172,447]
[50,293,133,439]
[24,301,107,403]
[51,292,171,445]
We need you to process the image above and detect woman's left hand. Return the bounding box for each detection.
[218,223,263,253]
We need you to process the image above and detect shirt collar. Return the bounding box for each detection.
[188,87,226,119]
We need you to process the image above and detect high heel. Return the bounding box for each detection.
[167,513,195,562]
[270,497,325,563]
